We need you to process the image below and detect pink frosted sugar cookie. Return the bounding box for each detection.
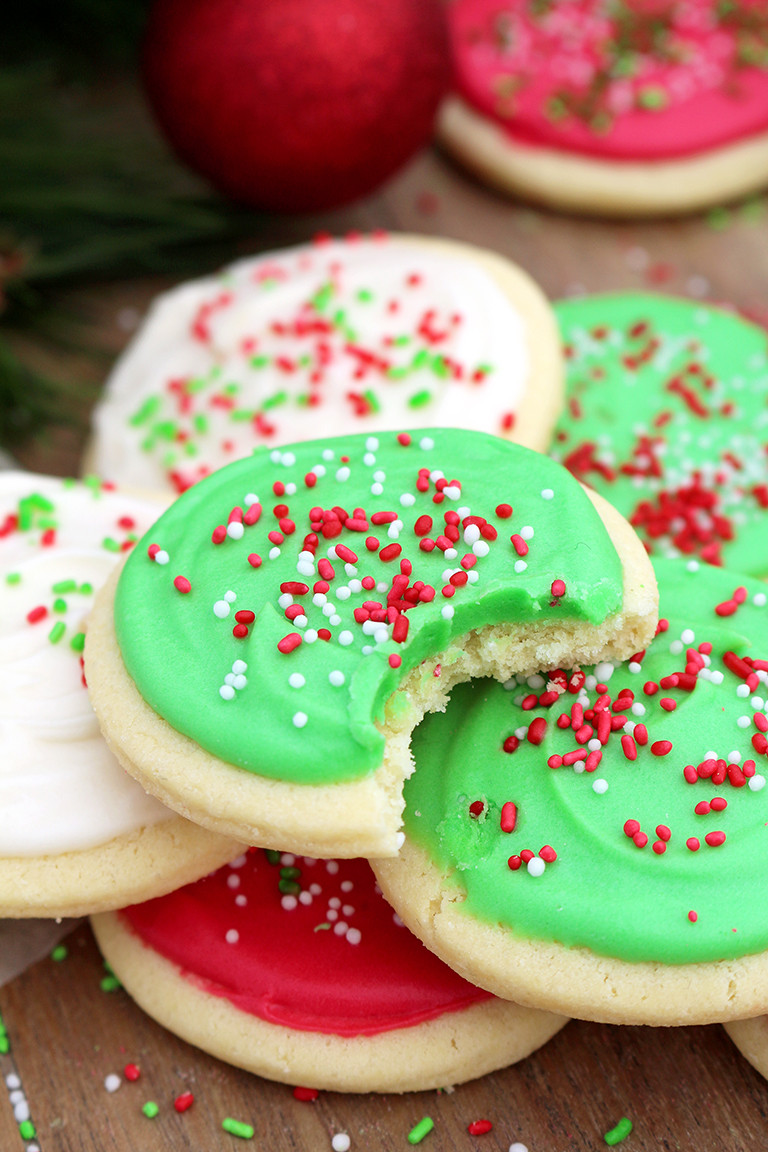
[88,232,563,493]
[91,850,567,1093]
[440,0,768,216]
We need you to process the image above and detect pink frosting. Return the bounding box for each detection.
[119,851,492,1038]
[449,0,768,160]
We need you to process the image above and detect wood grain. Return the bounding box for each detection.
[5,114,768,1150]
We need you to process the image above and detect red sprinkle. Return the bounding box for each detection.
[292,1087,319,1102]
[467,1120,493,1136]
[277,633,302,654]
[550,579,566,598]
[211,525,227,544]
[651,740,673,757]
[388,654,402,669]
[123,1063,140,1082]
[705,830,726,847]
[247,553,263,568]
[500,802,518,833]
[174,1092,194,1113]
[26,605,47,624]
[235,610,255,624]
[527,717,547,746]
[495,503,513,518]
[623,819,641,837]
[173,576,191,594]
[688,910,698,923]
[335,544,358,564]
[686,837,701,852]
[539,845,557,863]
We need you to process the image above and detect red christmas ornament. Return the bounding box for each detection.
[142,0,450,213]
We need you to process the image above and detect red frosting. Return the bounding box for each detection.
[119,851,492,1037]
[449,0,768,161]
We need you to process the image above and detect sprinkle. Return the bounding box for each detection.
[331,1135,351,1152]
[124,1064,140,1082]
[222,1117,255,1139]
[688,911,698,923]
[500,802,518,833]
[174,1092,195,1113]
[142,1102,159,1119]
[467,1119,493,1135]
[173,575,191,594]
[104,1074,121,1093]
[407,1116,435,1144]
[604,1117,632,1145]
[527,857,546,877]
[293,1087,319,1102]
[293,712,308,728]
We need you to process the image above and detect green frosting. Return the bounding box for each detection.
[404,558,768,965]
[115,428,624,785]
[552,293,768,576]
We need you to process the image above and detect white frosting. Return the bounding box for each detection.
[0,473,171,856]
[91,235,530,492]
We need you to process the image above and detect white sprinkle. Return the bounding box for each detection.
[371,482,383,495]
[729,750,742,762]
[282,451,296,467]
[749,774,766,791]
[710,671,724,685]
[520,525,534,540]
[224,590,237,602]
[336,586,351,600]
[104,1074,121,1094]
[219,685,235,700]
[297,560,314,576]
[509,1143,529,1152]
[278,593,294,609]
[366,436,379,450]
[400,492,416,507]
[342,904,355,917]
[628,661,642,674]
[681,628,695,644]
[631,702,646,716]
[441,605,455,620]
[374,627,389,644]
[737,716,752,728]
[230,854,247,868]
[154,550,169,565]
[313,592,327,607]
[304,629,318,643]
[327,909,338,922]
[227,522,244,540]
[293,710,308,727]
[363,452,375,466]
[541,488,554,500]
[329,670,345,686]
[244,493,258,505]
[327,860,339,874]
[289,673,306,689]
[338,631,354,646]
[669,640,683,655]
[227,874,240,889]
[5,1075,20,1090]
[593,779,609,794]
[346,928,362,945]
[269,546,281,559]
[464,524,481,545]
[293,615,308,628]
[13,1099,29,1122]
[473,539,490,557]
[322,448,334,461]
[333,922,348,936]
[444,485,461,499]
[588,738,602,752]
[213,600,230,618]
[270,449,281,463]
[595,662,615,682]
[314,464,326,477]
[235,894,247,906]
[336,466,351,482]
[232,675,247,691]
[299,891,313,906]
[527,857,546,877]
[281,895,298,910]
[232,659,247,674]
[225,929,239,944]
[754,592,767,607]
[514,560,528,573]
[686,560,700,572]
[331,1135,351,1152]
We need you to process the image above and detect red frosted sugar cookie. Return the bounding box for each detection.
[440,0,768,216]
[0,473,240,918]
[91,851,567,1092]
[84,428,657,858]
[88,232,563,493]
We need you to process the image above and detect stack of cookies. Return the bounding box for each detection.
[7,230,768,1094]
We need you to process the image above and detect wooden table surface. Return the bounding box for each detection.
[4,118,768,1152]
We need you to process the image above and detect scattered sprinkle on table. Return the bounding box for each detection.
[407,1116,435,1144]
[604,1116,633,1145]
[222,1117,255,1139]
[331,1134,351,1152]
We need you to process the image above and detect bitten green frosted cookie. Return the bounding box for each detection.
[375,558,768,1026]
[440,1,768,216]
[85,427,656,858]
[88,233,563,493]
[551,293,768,577]
[0,473,240,918]
[92,850,567,1093]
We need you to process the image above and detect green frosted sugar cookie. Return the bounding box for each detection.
[376,557,768,1025]
[86,427,656,857]
[551,293,768,577]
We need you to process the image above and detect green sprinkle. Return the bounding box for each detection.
[265,849,281,865]
[79,582,93,596]
[193,413,209,433]
[392,335,411,347]
[314,922,331,932]
[223,382,239,396]
[102,537,121,553]
[362,389,381,414]
[612,53,636,77]
[637,85,668,110]
[70,631,86,653]
[142,1102,160,1119]
[475,363,493,377]
[263,390,288,411]
[184,442,198,458]
[5,572,20,585]
[356,288,374,303]
[312,283,334,312]
[222,1117,254,1139]
[187,376,208,394]
[101,975,122,993]
[411,348,430,369]
[432,355,450,379]
[48,622,66,645]
[129,396,161,427]
[231,408,256,422]
[19,1121,36,1140]
[408,389,432,409]
[604,1117,633,1145]
[0,1036,8,1055]
[278,879,301,896]
[280,866,302,880]
[51,944,68,962]
[250,355,270,369]
[153,420,178,442]
[82,475,103,495]
[332,308,347,327]
[407,1117,435,1144]
[52,579,77,594]
[706,206,731,230]
[53,597,67,614]
[387,366,409,381]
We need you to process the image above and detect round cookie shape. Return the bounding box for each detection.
[551,293,768,578]
[89,232,563,492]
[0,472,241,917]
[375,558,768,1026]
[440,1,768,215]
[85,427,657,857]
[91,850,567,1092]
